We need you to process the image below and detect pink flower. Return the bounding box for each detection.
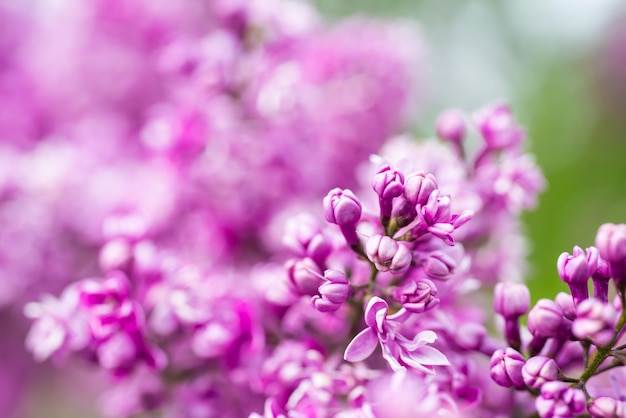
[344,297,449,373]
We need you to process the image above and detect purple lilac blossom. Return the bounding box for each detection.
[20,95,553,416]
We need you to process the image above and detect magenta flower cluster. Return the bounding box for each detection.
[490,224,626,417]
[10,1,625,417]
[19,92,549,417]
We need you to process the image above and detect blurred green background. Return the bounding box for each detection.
[316,0,626,301]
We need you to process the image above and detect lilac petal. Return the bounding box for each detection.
[364,297,388,328]
[344,328,378,362]
[381,341,404,371]
[408,346,450,366]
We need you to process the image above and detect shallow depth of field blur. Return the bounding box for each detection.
[2,0,626,416]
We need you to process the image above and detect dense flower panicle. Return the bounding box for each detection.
[17,82,554,415]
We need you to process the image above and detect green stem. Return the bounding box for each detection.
[577,306,626,386]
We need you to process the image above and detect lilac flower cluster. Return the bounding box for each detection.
[21,100,546,417]
[490,224,626,417]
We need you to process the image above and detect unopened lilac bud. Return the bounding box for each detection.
[536,381,585,418]
[423,251,456,280]
[473,102,524,150]
[572,298,617,346]
[557,246,595,304]
[489,348,526,389]
[596,223,626,264]
[527,299,567,339]
[494,282,530,351]
[323,188,362,227]
[522,356,558,389]
[554,292,576,320]
[404,171,438,207]
[393,279,439,313]
[494,283,530,319]
[365,235,412,275]
[588,396,624,418]
[282,214,332,264]
[323,188,362,246]
[436,109,466,144]
[312,270,350,313]
[596,223,626,282]
[372,165,404,222]
[286,258,324,296]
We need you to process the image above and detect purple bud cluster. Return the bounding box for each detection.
[490,224,626,418]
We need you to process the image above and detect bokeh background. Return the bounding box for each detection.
[3,0,626,416]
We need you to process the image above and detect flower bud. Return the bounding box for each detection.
[404,171,437,207]
[393,279,439,313]
[436,109,466,144]
[554,292,576,321]
[522,356,558,389]
[588,396,624,418]
[365,235,412,275]
[527,299,567,338]
[372,164,404,200]
[323,188,362,246]
[494,282,530,319]
[372,165,404,221]
[572,298,617,346]
[595,223,626,264]
[473,102,524,149]
[557,246,595,304]
[423,251,456,280]
[535,381,585,418]
[489,348,526,389]
[323,188,362,227]
[286,258,324,296]
[312,270,350,313]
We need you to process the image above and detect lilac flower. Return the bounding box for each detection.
[522,356,558,389]
[436,109,466,145]
[422,251,457,280]
[344,297,449,373]
[473,102,525,150]
[372,164,404,222]
[489,348,526,389]
[494,282,529,350]
[588,396,625,418]
[403,171,438,207]
[535,381,586,418]
[312,269,350,313]
[323,188,362,246]
[557,246,597,304]
[596,223,626,280]
[527,299,568,339]
[572,298,618,346]
[286,257,325,296]
[393,279,439,313]
[416,190,473,245]
[365,235,412,275]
